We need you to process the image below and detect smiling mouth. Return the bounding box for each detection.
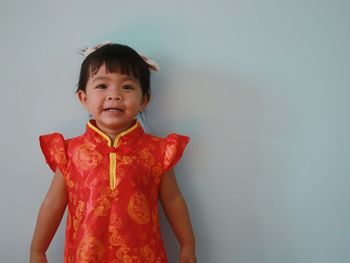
[104,107,123,112]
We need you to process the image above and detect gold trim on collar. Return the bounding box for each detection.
[112,122,139,147]
[87,120,140,190]
[87,121,112,146]
[87,121,139,146]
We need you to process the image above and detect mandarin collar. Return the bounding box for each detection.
[84,120,144,147]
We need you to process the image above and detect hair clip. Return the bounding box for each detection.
[81,41,160,71]
[138,53,160,71]
[137,52,160,71]
[81,41,112,57]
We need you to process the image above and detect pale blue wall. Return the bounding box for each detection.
[1,0,349,262]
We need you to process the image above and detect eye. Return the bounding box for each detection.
[122,84,134,91]
[95,84,107,89]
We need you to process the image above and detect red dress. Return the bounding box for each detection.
[39,120,189,263]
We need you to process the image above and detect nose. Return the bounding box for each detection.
[107,89,122,101]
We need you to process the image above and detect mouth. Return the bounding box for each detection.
[104,107,124,112]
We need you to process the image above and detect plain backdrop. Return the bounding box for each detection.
[1,0,349,262]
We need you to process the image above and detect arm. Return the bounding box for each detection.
[29,169,68,263]
[159,169,196,263]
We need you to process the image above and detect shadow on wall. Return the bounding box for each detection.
[149,63,281,262]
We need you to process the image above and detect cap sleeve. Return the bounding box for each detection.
[39,133,67,174]
[162,134,190,173]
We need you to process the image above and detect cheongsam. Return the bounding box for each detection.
[39,120,189,263]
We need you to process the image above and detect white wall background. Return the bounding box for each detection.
[1,0,349,262]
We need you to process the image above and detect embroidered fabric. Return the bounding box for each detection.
[39,121,189,262]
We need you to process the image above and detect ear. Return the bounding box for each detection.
[140,95,149,112]
[77,90,89,111]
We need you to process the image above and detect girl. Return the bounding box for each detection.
[30,42,196,263]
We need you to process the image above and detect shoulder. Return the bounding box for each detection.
[141,132,190,160]
[40,131,86,151]
[142,132,163,143]
[144,132,190,172]
[65,133,86,146]
[142,132,190,146]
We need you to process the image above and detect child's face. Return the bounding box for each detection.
[78,64,148,137]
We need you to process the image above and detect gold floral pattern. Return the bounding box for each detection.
[76,236,104,263]
[127,191,150,224]
[73,201,85,239]
[139,245,156,262]
[93,186,119,217]
[39,121,189,262]
[72,142,102,171]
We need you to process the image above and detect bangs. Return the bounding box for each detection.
[88,56,142,80]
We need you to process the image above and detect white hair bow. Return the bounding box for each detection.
[81,40,112,57]
[81,41,160,71]
[138,53,160,71]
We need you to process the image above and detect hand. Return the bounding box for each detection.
[29,250,48,263]
[179,244,196,263]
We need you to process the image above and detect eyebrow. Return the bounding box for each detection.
[92,76,110,82]
[92,76,138,82]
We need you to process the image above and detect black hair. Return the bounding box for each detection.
[76,43,151,101]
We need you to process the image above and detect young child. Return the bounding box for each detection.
[30,42,196,263]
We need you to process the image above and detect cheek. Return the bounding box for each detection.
[86,97,103,111]
[127,94,144,104]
